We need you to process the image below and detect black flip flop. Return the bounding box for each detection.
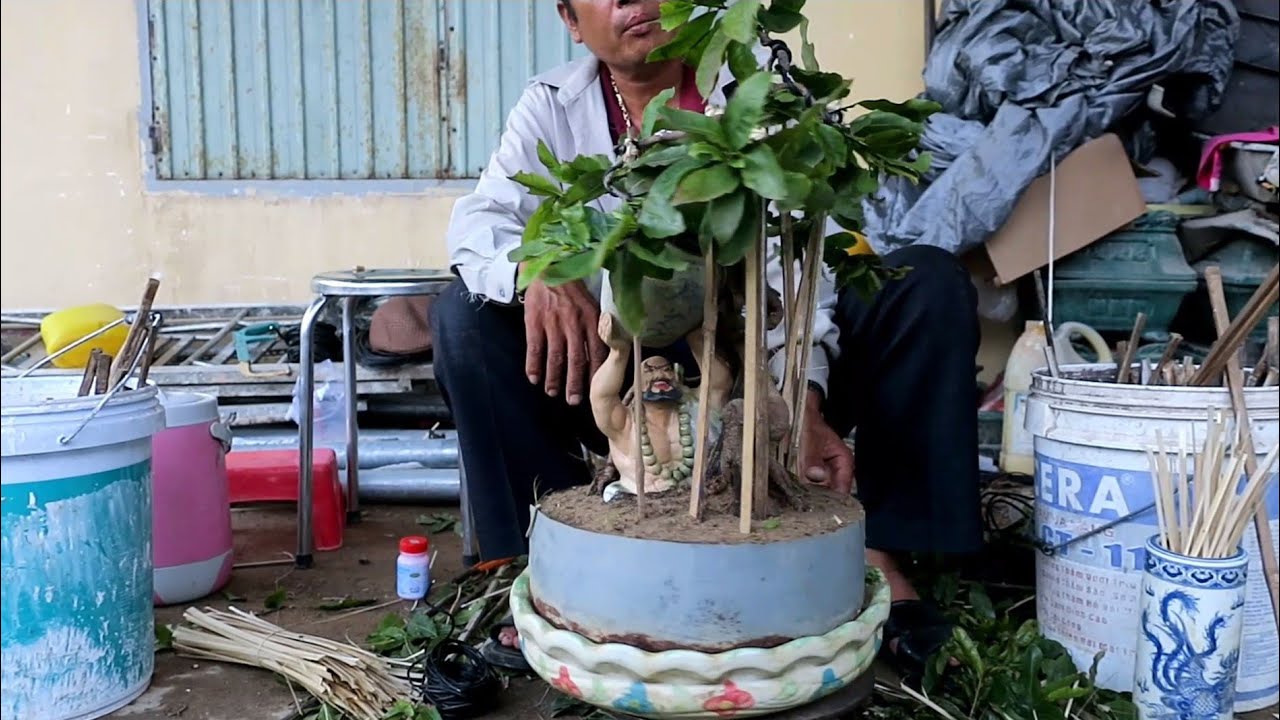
[879,600,955,684]
[478,615,532,673]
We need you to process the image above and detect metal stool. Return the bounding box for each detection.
[295,268,452,568]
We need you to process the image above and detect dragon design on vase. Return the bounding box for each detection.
[1137,588,1241,718]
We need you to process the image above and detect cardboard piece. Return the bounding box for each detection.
[966,133,1147,287]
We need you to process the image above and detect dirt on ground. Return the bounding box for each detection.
[110,504,566,720]
[539,483,863,544]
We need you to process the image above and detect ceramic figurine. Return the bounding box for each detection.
[590,313,733,496]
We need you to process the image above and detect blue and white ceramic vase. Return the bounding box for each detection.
[1134,535,1248,720]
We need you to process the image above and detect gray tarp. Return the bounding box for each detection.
[863,0,1240,256]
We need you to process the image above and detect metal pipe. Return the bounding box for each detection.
[341,296,361,519]
[295,296,327,568]
[355,467,460,504]
[230,430,458,469]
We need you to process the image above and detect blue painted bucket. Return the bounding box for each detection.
[1,379,166,720]
[1026,365,1279,712]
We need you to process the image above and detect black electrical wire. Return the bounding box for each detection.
[409,639,501,720]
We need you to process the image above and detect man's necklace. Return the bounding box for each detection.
[610,75,641,162]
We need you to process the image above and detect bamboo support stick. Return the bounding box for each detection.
[1255,317,1278,387]
[786,218,826,476]
[689,256,718,520]
[740,237,765,534]
[109,275,161,387]
[1204,267,1280,625]
[632,337,646,519]
[1114,313,1146,384]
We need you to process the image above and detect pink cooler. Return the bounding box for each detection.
[152,391,234,605]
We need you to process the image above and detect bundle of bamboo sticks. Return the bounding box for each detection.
[173,607,413,720]
[1146,409,1280,559]
[76,275,162,397]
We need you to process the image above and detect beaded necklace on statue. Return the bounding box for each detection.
[639,403,695,484]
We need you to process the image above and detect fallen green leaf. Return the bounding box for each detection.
[316,597,378,612]
[264,587,287,611]
[762,518,782,530]
[416,513,457,534]
[154,623,174,651]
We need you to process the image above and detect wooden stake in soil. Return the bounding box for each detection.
[753,207,771,520]
[632,336,646,519]
[786,218,827,476]
[740,237,765,534]
[109,275,161,387]
[1204,267,1280,627]
[689,256,718,520]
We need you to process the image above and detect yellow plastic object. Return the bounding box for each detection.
[844,231,876,257]
[39,304,130,369]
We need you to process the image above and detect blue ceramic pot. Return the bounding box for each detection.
[1134,534,1247,720]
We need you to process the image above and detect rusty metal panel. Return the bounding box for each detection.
[146,0,586,181]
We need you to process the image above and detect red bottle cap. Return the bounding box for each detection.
[399,536,430,555]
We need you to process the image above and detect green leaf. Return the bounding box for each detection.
[758,3,803,33]
[673,164,740,205]
[630,143,690,169]
[739,145,790,200]
[656,105,725,144]
[726,41,759,82]
[520,202,555,247]
[857,97,942,122]
[154,623,174,651]
[638,157,705,238]
[536,139,560,173]
[416,512,458,534]
[509,171,562,198]
[722,71,771,149]
[658,0,695,30]
[607,251,647,336]
[789,67,850,102]
[706,189,746,246]
[799,16,819,70]
[970,584,996,621]
[640,87,676,137]
[264,587,287,610]
[718,192,760,265]
[647,11,715,62]
[628,241,691,272]
[695,25,732,99]
[762,517,782,530]
[719,0,760,43]
[541,249,601,286]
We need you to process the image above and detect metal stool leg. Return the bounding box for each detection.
[296,294,328,569]
[341,295,361,522]
[459,459,479,567]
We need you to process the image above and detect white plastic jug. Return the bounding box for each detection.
[1000,321,1111,476]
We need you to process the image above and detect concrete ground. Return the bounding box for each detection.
[112,503,559,720]
[110,503,1278,720]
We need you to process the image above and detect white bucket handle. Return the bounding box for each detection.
[57,333,155,446]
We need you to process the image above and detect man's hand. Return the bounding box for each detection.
[799,389,855,494]
[523,278,607,406]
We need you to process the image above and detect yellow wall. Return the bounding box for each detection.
[0,0,929,310]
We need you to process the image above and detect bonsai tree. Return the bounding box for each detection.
[509,0,937,532]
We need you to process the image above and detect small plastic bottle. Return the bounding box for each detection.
[396,536,431,600]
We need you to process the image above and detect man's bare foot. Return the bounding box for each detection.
[498,625,519,648]
[867,549,920,603]
[867,549,958,670]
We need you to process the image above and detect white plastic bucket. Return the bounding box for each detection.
[1025,365,1279,712]
[1,378,166,720]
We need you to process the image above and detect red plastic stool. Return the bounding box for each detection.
[226,449,346,553]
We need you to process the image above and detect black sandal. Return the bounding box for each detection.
[478,614,532,673]
[879,600,955,684]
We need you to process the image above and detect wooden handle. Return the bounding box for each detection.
[1205,266,1280,629]
[109,277,161,386]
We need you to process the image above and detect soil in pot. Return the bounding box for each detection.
[538,482,863,544]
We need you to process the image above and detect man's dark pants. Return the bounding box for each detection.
[431,245,984,561]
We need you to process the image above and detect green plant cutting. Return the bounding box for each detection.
[508,0,936,335]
